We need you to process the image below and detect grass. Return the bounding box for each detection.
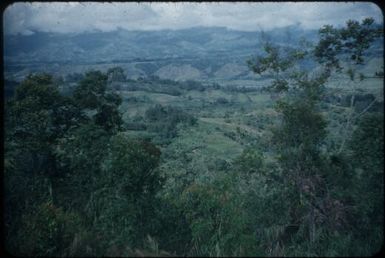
[118,70,382,183]
[177,121,244,160]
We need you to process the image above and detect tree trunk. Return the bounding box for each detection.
[309,206,315,243]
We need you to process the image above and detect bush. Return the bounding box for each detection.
[216,97,229,104]
[10,201,82,256]
[180,175,256,256]
[145,105,197,141]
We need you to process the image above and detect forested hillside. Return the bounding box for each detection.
[4,17,384,257]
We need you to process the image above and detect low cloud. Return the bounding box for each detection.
[3,2,383,35]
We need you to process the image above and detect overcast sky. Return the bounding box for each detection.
[3,2,383,35]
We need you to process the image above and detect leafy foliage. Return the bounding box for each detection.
[4,17,383,257]
[314,18,382,70]
[145,104,197,141]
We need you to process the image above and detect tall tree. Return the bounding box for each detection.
[314,18,383,153]
[74,70,123,132]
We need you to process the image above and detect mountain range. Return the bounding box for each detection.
[3,25,383,82]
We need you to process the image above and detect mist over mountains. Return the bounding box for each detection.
[4,24,382,82]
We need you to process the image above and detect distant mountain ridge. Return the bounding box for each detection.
[3,25,383,82]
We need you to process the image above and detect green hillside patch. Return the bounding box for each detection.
[172,121,243,161]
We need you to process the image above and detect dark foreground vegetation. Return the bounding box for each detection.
[4,18,384,256]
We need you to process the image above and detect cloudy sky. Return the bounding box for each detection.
[4,2,383,35]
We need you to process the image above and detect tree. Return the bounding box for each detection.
[73,70,123,132]
[54,122,111,210]
[314,18,383,153]
[94,102,123,132]
[349,113,383,242]
[247,36,340,251]
[73,71,108,109]
[4,69,158,256]
[145,104,197,141]
[90,134,163,249]
[4,73,81,195]
[246,17,383,256]
[107,66,126,82]
[4,73,86,255]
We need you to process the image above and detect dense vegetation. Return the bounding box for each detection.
[4,18,383,256]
